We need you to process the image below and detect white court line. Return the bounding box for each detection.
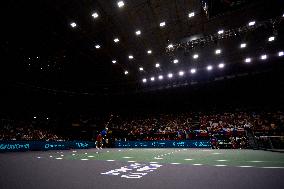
[88,156,94,158]
[56,157,63,160]
[262,167,284,169]
[106,160,115,162]
[171,163,181,165]
[216,160,227,162]
[215,165,227,167]
[150,162,158,163]
[128,161,136,163]
[239,166,254,168]
[250,161,264,163]
[81,159,89,161]
[123,157,133,159]
[184,159,193,161]
[154,157,163,160]
[193,164,203,166]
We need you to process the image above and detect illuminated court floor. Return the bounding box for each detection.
[0,148,284,189]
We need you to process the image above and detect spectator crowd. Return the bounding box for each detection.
[1,111,284,149]
[0,121,64,141]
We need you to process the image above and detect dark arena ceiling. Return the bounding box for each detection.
[1,0,284,96]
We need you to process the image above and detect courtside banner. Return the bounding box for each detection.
[115,140,211,148]
[0,141,96,152]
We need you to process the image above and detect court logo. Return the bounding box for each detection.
[101,163,162,179]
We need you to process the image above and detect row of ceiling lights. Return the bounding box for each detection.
[140,51,284,83]
[122,37,277,75]
[142,63,224,83]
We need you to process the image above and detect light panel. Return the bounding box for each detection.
[160,22,166,27]
[155,63,160,68]
[92,12,99,19]
[245,58,252,63]
[188,12,195,18]
[260,55,267,60]
[248,21,255,26]
[173,59,179,64]
[117,1,125,8]
[168,73,173,78]
[218,30,224,34]
[178,71,184,76]
[207,65,213,71]
[193,54,199,59]
[70,22,77,28]
[142,78,147,83]
[112,60,117,64]
[135,30,141,36]
[128,55,134,59]
[190,68,196,74]
[215,49,221,54]
[124,70,128,75]
[158,75,163,80]
[240,43,247,48]
[168,44,173,48]
[218,63,225,68]
[114,38,119,43]
[268,36,275,42]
